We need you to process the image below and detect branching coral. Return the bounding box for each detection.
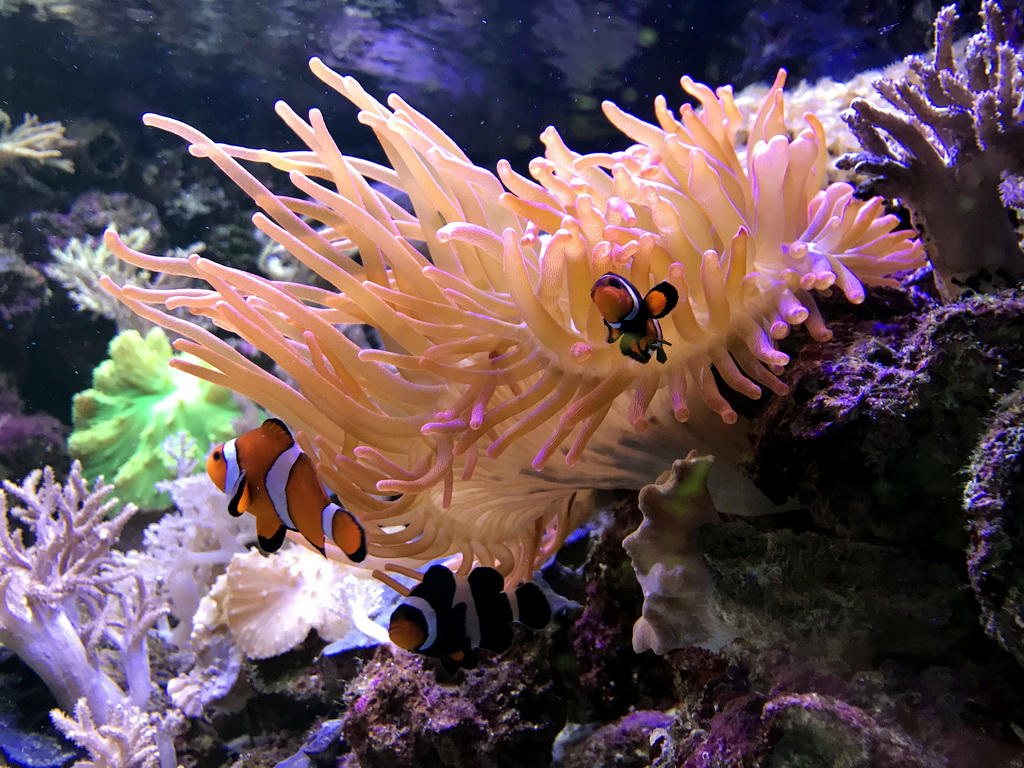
[51,700,162,768]
[101,59,922,584]
[0,461,176,766]
[838,2,1024,298]
[45,228,202,333]
[0,109,74,174]
[134,435,254,719]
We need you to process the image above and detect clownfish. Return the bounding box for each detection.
[590,273,679,364]
[206,418,367,563]
[388,565,551,673]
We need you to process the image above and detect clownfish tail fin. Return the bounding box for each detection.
[324,502,367,563]
[512,582,552,630]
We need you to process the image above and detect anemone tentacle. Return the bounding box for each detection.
[102,59,923,583]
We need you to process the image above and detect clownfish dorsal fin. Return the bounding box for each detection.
[512,582,552,630]
[228,471,248,517]
[642,282,679,319]
[414,564,458,604]
[260,417,294,445]
[467,564,505,594]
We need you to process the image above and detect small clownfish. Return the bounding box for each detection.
[388,565,551,673]
[590,273,680,364]
[206,418,367,563]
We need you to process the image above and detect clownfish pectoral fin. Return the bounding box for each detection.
[642,282,679,319]
[604,320,620,344]
[442,648,477,673]
[620,334,652,364]
[257,522,288,553]
[227,472,248,517]
[654,340,671,365]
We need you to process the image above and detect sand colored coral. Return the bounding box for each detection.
[623,452,735,654]
[0,109,73,173]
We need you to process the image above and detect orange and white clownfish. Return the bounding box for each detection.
[388,565,551,673]
[590,273,679,364]
[206,418,367,563]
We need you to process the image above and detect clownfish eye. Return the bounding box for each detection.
[212,449,223,461]
[608,277,622,289]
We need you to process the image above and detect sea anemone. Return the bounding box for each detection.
[101,60,923,584]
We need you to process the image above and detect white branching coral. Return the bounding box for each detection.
[133,434,254,716]
[101,59,923,586]
[0,462,177,767]
[144,457,256,646]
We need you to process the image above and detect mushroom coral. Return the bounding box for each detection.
[101,60,923,585]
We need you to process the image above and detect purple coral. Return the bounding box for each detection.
[965,385,1024,666]
[340,643,565,768]
[838,2,1024,298]
[0,388,68,482]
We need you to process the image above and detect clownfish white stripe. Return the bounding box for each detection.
[265,442,303,530]
[454,577,481,649]
[221,439,242,497]
[403,596,438,650]
[321,502,342,545]
[621,280,643,323]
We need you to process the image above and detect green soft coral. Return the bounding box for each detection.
[69,327,242,508]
